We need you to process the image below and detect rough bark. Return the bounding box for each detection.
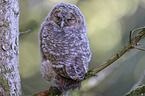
[0,0,21,96]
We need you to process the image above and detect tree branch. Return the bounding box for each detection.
[34,86,61,96]
[125,85,145,96]
[35,27,145,96]
[85,27,145,78]
[128,70,145,93]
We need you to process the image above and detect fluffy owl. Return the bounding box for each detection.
[39,2,91,92]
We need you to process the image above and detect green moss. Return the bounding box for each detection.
[125,85,145,96]
[0,63,14,95]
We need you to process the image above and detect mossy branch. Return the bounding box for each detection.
[34,27,145,96]
[124,85,145,96]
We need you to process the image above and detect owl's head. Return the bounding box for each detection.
[46,2,86,29]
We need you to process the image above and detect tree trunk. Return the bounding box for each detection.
[0,0,21,95]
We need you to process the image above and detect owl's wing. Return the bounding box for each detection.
[65,57,86,81]
[53,56,86,81]
[53,56,86,91]
[39,22,56,81]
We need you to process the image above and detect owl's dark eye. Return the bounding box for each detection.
[67,18,75,24]
[52,11,62,25]
[66,13,76,26]
[54,15,61,20]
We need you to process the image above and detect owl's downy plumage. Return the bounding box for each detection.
[39,2,91,92]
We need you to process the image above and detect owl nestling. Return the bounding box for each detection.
[39,2,91,92]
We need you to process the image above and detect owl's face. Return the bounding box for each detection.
[49,6,82,29]
[43,2,86,41]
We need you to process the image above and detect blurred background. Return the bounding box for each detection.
[19,0,145,96]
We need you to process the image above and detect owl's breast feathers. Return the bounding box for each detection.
[41,23,89,55]
[40,22,91,91]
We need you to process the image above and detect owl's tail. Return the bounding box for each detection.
[54,74,81,92]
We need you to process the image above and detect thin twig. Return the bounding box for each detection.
[133,46,145,51]
[129,26,145,43]
[19,29,31,35]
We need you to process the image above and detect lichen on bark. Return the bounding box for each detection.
[0,0,21,95]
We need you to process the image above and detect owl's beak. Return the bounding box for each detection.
[60,21,64,29]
